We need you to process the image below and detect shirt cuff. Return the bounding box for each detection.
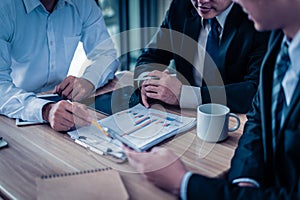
[25,98,53,122]
[232,178,260,188]
[136,72,150,88]
[180,171,193,200]
[179,85,202,109]
[82,59,119,90]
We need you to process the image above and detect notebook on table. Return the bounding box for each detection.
[36,167,129,200]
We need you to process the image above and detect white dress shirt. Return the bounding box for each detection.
[179,3,233,109]
[282,32,300,106]
[0,0,119,122]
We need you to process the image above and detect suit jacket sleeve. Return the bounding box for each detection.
[185,173,299,199]
[185,86,299,199]
[134,1,176,79]
[228,91,265,184]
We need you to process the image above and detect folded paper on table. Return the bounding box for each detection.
[36,167,129,200]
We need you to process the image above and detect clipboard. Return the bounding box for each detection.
[80,86,139,116]
[97,104,196,152]
[67,127,127,163]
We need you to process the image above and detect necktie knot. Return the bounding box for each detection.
[208,18,221,37]
[274,42,290,83]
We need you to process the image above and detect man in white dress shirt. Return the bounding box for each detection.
[0,0,119,131]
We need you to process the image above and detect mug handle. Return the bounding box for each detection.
[228,113,240,132]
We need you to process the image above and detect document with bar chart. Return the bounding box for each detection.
[99,103,196,151]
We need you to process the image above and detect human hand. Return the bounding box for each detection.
[237,182,257,187]
[42,101,91,131]
[123,146,187,196]
[141,83,150,108]
[53,76,95,101]
[142,70,182,106]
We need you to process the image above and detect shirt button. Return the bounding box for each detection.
[50,41,53,46]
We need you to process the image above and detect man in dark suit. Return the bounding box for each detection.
[134,0,269,113]
[125,0,300,199]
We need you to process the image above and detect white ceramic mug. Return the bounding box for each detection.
[197,103,240,142]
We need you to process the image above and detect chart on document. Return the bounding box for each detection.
[99,104,196,151]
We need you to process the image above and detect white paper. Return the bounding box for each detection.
[99,104,196,151]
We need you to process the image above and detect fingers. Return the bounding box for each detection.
[123,145,143,163]
[53,76,94,101]
[123,146,146,171]
[141,85,150,108]
[70,102,92,125]
[163,69,170,74]
[52,85,58,94]
[148,70,164,79]
[141,94,150,108]
[54,76,75,99]
[144,70,177,88]
[141,71,182,105]
[47,101,74,131]
[48,101,91,131]
[151,146,163,153]
[123,146,164,167]
[71,78,94,101]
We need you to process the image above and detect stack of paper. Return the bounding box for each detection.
[68,104,196,157]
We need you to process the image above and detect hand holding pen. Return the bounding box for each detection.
[42,100,91,132]
[66,100,112,139]
[139,70,182,108]
[133,73,176,81]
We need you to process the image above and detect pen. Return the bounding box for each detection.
[75,139,105,155]
[133,74,176,82]
[66,100,111,138]
[90,120,111,138]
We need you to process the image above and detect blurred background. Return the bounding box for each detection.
[69,0,170,76]
[97,0,170,71]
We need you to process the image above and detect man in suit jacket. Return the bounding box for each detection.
[134,0,269,113]
[125,0,300,199]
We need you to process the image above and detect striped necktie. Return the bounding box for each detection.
[203,18,221,85]
[205,18,221,67]
[272,42,290,145]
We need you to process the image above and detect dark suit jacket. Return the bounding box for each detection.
[134,0,270,113]
[184,31,300,199]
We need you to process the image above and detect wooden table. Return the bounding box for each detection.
[0,72,247,200]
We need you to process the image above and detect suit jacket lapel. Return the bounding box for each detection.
[260,31,284,161]
[280,80,300,134]
[179,6,201,85]
[182,8,201,41]
[218,4,241,75]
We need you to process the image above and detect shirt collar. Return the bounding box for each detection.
[283,30,300,77]
[200,2,234,29]
[22,0,74,14]
[22,0,40,14]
